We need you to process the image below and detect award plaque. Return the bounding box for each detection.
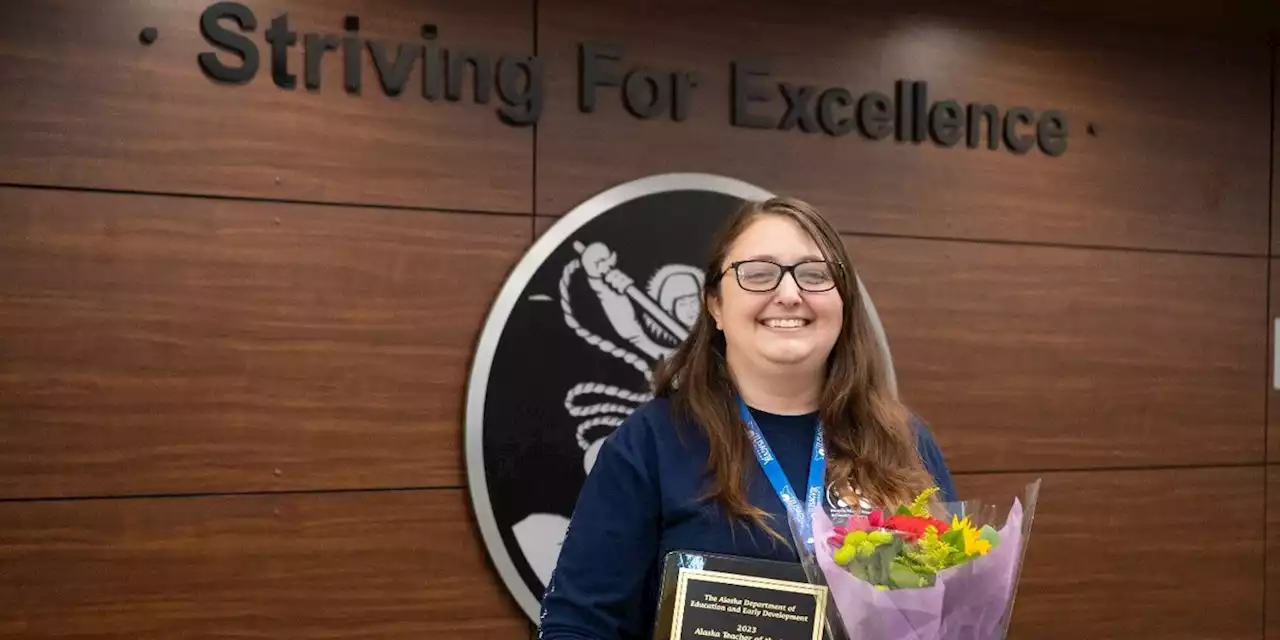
[652,551,829,640]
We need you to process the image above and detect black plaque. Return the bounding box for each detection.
[654,551,828,640]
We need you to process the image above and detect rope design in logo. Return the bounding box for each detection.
[563,382,649,418]
[558,258,653,380]
[565,382,652,449]
[559,258,655,452]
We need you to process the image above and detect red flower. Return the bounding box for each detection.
[867,510,886,528]
[884,514,949,541]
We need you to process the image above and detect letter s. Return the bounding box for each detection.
[198,1,259,84]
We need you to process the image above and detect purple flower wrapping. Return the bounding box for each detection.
[809,498,1028,640]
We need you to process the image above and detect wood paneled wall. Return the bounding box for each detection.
[0,1,1275,638]
[1267,42,1279,640]
[1270,468,1279,640]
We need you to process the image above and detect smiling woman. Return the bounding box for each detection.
[705,212,846,416]
[536,196,956,640]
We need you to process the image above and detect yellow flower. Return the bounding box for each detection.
[906,488,939,517]
[833,545,856,565]
[946,515,991,557]
[960,524,991,556]
[868,530,893,545]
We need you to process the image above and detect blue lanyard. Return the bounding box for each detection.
[737,398,825,552]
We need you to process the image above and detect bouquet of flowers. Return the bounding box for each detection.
[790,480,1040,640]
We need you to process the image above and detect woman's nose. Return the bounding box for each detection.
[772,272,804,302]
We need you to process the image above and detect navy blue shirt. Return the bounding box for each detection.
[537,397,957,640]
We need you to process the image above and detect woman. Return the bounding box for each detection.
[537,196,956,639]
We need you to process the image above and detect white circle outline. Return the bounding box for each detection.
[463,172,897,624]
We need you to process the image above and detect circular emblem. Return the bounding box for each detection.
[464,173,898,623]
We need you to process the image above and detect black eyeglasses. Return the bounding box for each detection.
[715,259,840,293]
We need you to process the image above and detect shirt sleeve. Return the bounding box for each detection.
[909,414,958,504]
[537,406,664,640]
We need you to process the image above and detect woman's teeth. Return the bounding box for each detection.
[763,318,808,328]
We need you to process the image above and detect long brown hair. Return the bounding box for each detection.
[651,196,935,538]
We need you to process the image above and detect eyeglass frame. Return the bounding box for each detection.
[711,259,843,293]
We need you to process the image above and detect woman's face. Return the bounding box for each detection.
[708,215,844,376]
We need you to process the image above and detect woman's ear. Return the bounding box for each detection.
[706,292,723,331]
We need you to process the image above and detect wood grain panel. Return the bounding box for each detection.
[984,0,1277,41]
[0,187,528,499]
[0,489,528,638]
[846,234,1266,471]
[954,467,1264,640]
[535,0,1270,254]
[1272,260,1280,463]
[0,0,533,213]
[1273,41,1279,256]
[1268,466,1279,640]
